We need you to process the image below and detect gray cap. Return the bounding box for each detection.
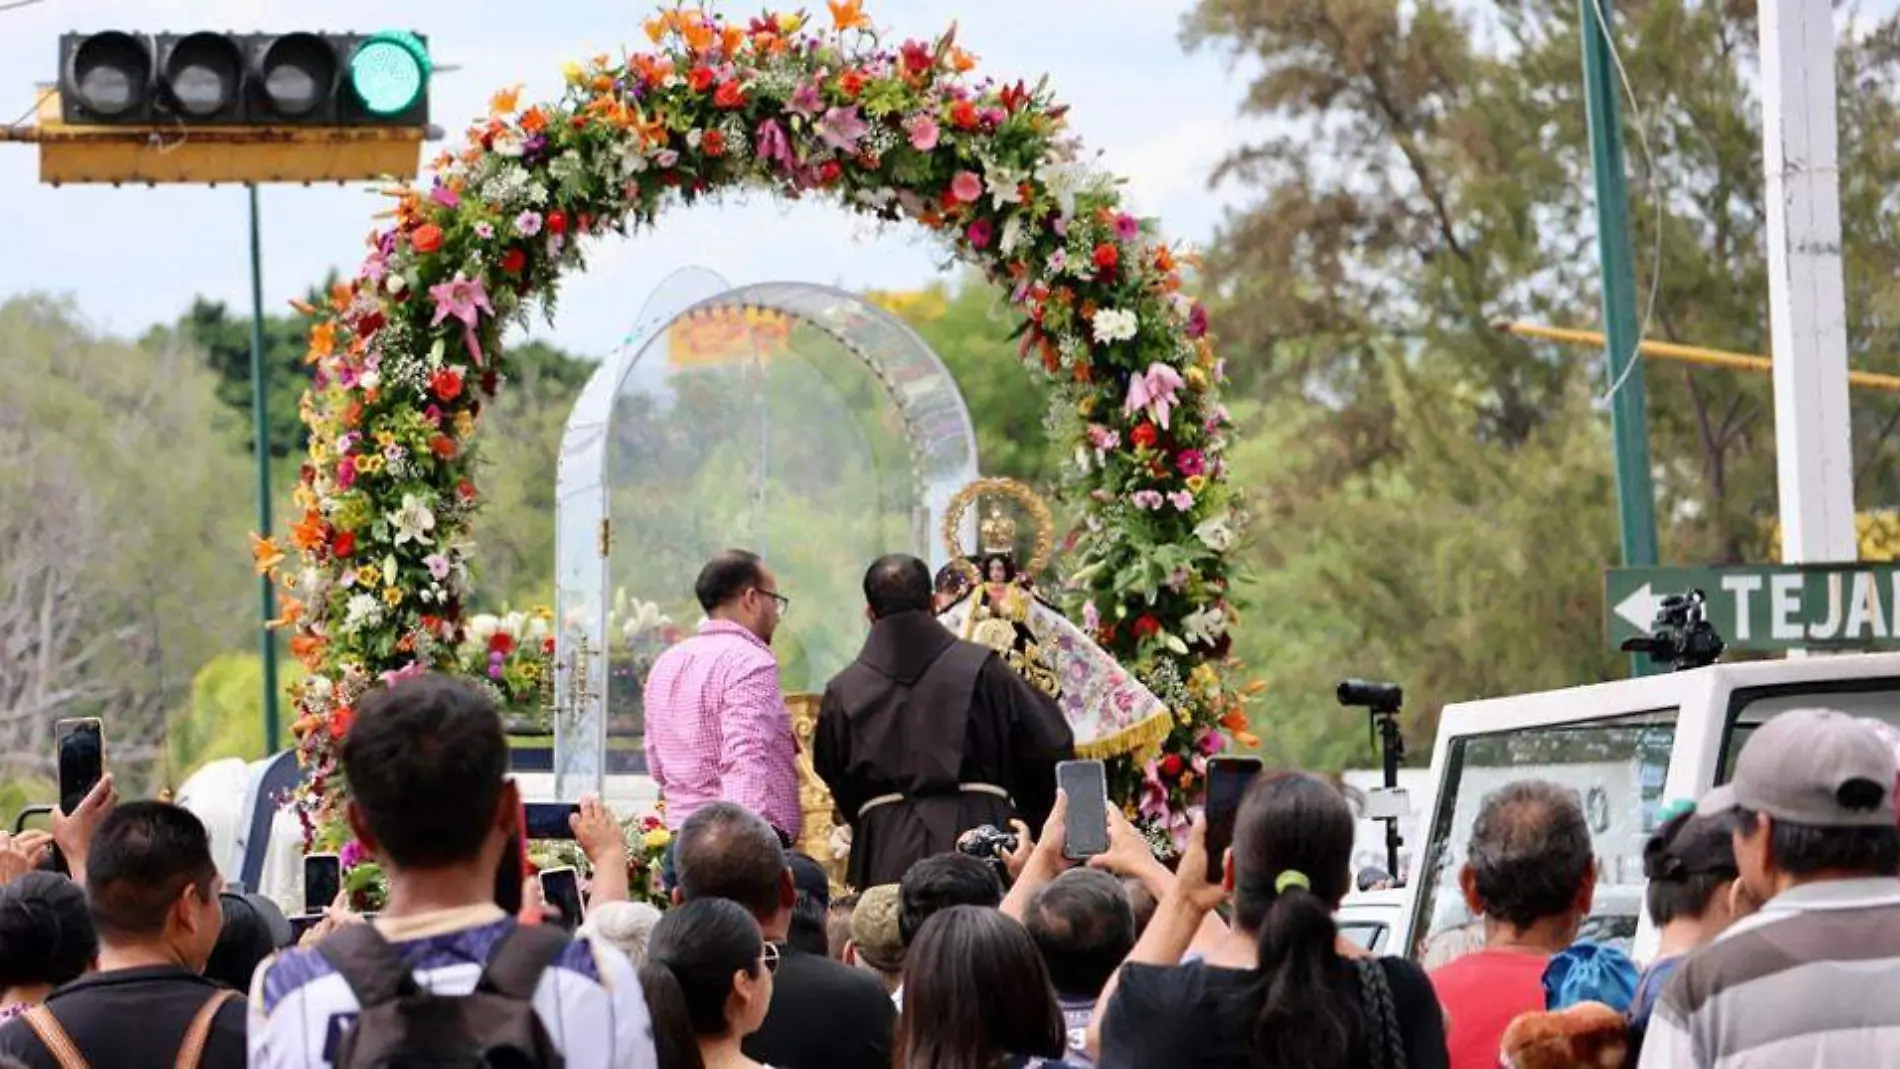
[1698,708,1898,828]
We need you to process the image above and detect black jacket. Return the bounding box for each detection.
[0,966,246,1069]
[744,945,895,1069]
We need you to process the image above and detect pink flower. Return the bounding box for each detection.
[950,171,983,203]
[1196,728,1227,756]
[336,456,357,490]
[789,81,824,118]
[473,221,495,240]
[380,660,428,687]
[817,105,870,152]
[1131,490,1164,511]
[1138,762,1171,822]
[1087,424,1120,450]
[1176,449,1207,477]
[424,553,451,581]
[514,210,544,237]
[1082,601,1101,632]
[967,218,993,249]
[755,119,793,169]
[1169,490,1196,511]
[1114,213,1139,241]
[1124,361,1187,430]
[906,114,940,151]
[339,840,368,870]
[1186,302,1209,339]
[430,184,460,208]
[429,273,495,365]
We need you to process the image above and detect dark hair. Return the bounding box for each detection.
[899,854,1002,946]
[1465,779,1594,931]
[206,892,290,992]
[0,872,97,990]
[864,554,933,619]
[639,898,767,1069]
[789,891,829,957]
[86,802,220,942]
[675,802,787,919]
[1122,877,1157,938]
[341,674,508,870]
[1734,807,1900,878]
[934,561,974,599]
[827,892,859,961]
[981,554,1016,582]
[1230,772,1361,1069]
[1643,810,1739,926]
[695,550,765,612]
[1025,869,1134,998]
[898,906,1064,1069]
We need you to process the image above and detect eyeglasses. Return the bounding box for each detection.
[760,942,781,974]
[753,588,791,615]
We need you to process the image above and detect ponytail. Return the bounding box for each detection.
[637,958,708,1069]
[1251,878,1358,1069]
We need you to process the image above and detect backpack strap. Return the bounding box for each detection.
[476,924,571,1001]
[317,922,422,1008]
[20,1006,88,1069]
[174,990,240,1069]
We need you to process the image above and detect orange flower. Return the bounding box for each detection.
[1220,709,1251,732]
[950,46,978,73]
[721,24,747,56]
[306,322,337,364]
[634,54,675,88]
[520,107,547,134]
[713,80,746,109]
[681,18,715,55]
[268,596,304,630]
[489,84,522,116]
[828,0,871,31]
[1235,731,1262,750]
[838,71,864,98]
[430,435,459,460]
[289,633,327,669]
[412,224,443,253]
[251,534,285,575]
[1154,245,1176,273]
[328,705,356,739]
[329,282,352,310]
[290,510,327,553]
[643,14,670,42]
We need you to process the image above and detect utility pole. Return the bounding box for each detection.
[1580,0,1661,675]
[1760,0,1857,595]
[248,184,280,754]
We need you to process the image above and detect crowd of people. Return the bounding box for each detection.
[4,546,1900,1068]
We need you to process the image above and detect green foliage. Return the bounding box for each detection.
[166,654,305,784]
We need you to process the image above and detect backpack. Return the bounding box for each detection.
[19,988,238,1069]
[316,921,570,1068]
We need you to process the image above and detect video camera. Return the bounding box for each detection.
[1620,589,1725,672]
[957,824,1019,863]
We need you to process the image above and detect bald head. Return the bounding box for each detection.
[864,554,932,620]
[1464,780,1594,930]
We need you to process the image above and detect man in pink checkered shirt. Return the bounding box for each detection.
[644,549,803,847]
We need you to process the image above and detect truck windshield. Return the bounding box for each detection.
[1408,709,1677,962]
[1720,682,1900,781]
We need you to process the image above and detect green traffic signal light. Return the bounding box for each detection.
[348,30,430,117]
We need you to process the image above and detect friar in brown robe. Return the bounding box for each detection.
[815,553,1075,889]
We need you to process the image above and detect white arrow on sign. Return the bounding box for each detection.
[1615,582,1656,635]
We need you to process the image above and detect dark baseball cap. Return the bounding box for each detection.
[1698,709,1897,828]
[788,852,831,909]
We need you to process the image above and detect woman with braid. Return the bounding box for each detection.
[1090,771,1447,1069]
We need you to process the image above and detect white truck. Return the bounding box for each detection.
[1367,651,1900,964]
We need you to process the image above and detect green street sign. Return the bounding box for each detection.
[1606,564,1900,652]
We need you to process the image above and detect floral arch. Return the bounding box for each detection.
[264,3,1254,856]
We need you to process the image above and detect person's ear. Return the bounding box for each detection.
[1459,865,1484,917]
[671,886,684,907]
[864,605,875,624]
[843,940,860,967]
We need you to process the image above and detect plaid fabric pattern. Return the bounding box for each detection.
[642,619,802,836]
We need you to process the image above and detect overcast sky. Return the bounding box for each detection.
[0,0,1259,356]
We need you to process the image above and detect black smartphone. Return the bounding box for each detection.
[1204,756,1264,883]
[303,853,342,915]
[523,802,580,841]
[1057,759,1110,861]
[539,866,584,931]
[55,718,105,816]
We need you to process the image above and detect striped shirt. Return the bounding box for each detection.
[1638,877,1900,1069]
[642,619,801,837]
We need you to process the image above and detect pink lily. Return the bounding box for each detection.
[1123,361,1187,430]
[429,274,494,365]
[816,105,870,152]
[755,119,793,169]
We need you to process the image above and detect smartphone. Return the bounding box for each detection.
[1057,759,1110,860]
[55,718,105,816]
[539,866,584,931]
[303,853,342,916]
[1204,756,1264,883]
[523,802,580,841]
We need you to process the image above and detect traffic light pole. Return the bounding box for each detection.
[1580,0,1662,677]
[248,183,282,755]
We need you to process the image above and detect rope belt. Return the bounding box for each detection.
[857,782,1012,821]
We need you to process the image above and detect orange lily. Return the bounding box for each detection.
[1220,709,1251,732]
[950,46,977,72]
[681,18,715,54]
[519,107,547,134]
[643,14,670,43]
[828,0,871,31]
[290,510,327,553]
[290,634,327,670]
[721,24,747,56]
[306,321,337,364]
[268,596,305,630]
[1235,731,1263,750]
[489,84,522,116]
[251,534,285,575]
[288,297,318,316]
[329,282,352,311]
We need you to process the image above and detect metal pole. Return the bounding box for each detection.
[248,183,282,754]
[1760,0,1857,590]
[1580,0,1662,676]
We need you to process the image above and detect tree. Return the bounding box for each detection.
[0,297,255,791]
[1185,0,1900,767]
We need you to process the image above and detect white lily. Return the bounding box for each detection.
[389,493,436,546]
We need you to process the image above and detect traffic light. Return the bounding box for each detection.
[58,30,430,127]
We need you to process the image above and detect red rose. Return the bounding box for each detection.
[456,479,478,504]
[950,100,979,130]
[429,368,463,402]
[819,160,843,185]
[430,434,458,460]
[702,129,727,157]
[1159,753,1184,778]
[1093,242,1119,271]
[412,224,443,253]
[500,247,527,274]
[328,706,355,739]
[838,71,864,98]
[332,530,356,559]
[714,80,746,109]
[547,210,568,235]
[1133,613,1162,639]
[489,632,516,656]
[689,66,716,93]
[1131,422,1159,449]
